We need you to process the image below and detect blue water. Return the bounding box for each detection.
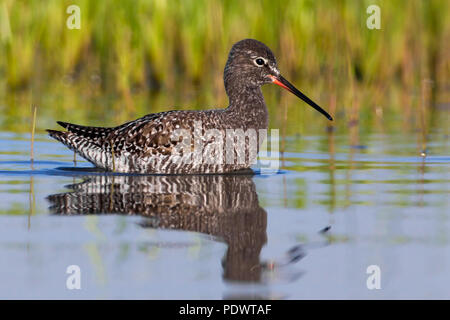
[0,131,449,299]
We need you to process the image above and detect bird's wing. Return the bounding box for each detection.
[106,110,197,157]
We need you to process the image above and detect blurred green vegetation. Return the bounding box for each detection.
[0,0,449,135]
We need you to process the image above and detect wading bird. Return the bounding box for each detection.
[47,39,332,173]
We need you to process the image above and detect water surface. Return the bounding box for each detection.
[0,126,449,299]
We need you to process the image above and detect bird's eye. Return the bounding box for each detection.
[254,57,266,67]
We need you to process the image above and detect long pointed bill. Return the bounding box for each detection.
[269,75,333,121]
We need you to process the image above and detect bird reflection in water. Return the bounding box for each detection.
[48,172,326,284]
[48,172,268,282]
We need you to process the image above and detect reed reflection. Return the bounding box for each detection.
[47,173,267,283]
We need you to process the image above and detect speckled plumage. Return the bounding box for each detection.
[47,39,331,173]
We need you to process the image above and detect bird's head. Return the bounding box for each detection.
[224,39,332,121]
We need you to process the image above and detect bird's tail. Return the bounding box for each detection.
[46,129,73,148]
[46,129,107,169]
[56,121,113,140]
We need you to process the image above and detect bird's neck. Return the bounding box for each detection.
[225,86,268,130]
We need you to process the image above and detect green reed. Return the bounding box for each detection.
[30,104,37,164]
[0,0,449,135]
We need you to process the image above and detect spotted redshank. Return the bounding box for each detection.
[47,39,332,173]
